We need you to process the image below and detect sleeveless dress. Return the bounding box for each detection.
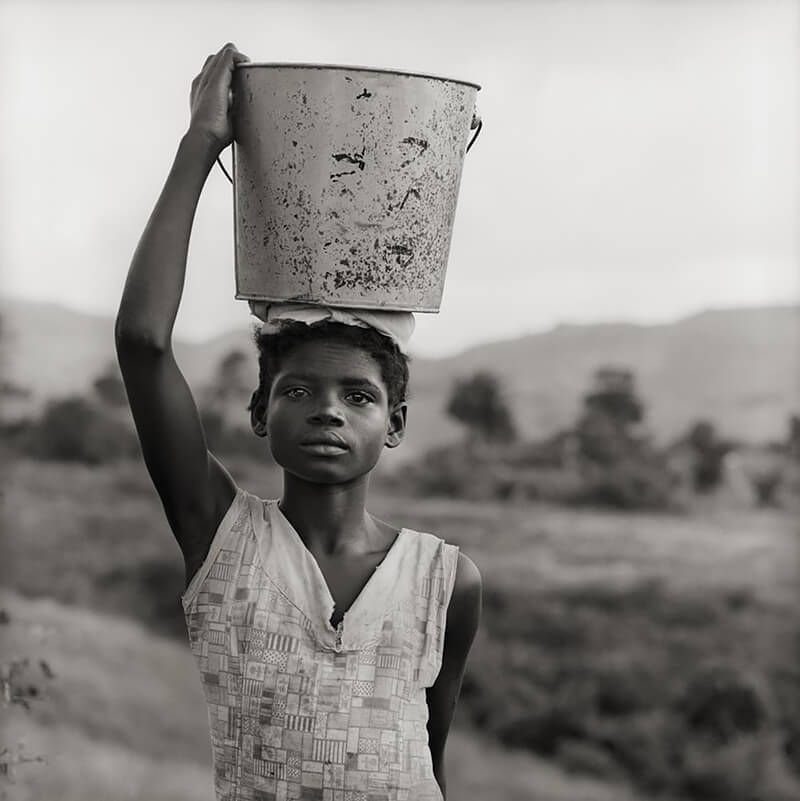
[181,486,461,801]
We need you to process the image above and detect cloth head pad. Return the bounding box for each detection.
[249,301,415,355]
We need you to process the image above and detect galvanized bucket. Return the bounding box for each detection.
[228,63,481,312]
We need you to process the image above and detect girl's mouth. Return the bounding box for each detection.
[299,443,349,456]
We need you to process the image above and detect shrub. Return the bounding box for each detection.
[685,420,733,492]
[567,458,676,510]
[399,443,503,499]
[92,362,128,408]
[199,406,274,462]
[674,665,768,745]
[751,470,783,507]
[14,396,139,464]
[498,709,584,755]
[97,558,187,639]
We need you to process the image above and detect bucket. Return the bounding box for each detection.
[229,63,481,312]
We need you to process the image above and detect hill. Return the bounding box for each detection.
[1,297,797,463]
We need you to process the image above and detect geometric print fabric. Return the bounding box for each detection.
[182,488,460,801]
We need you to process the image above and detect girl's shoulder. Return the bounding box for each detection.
[393,526,461,584]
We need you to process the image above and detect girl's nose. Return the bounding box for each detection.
[307,395,345,425]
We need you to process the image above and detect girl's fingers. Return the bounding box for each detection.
[212,42,238,67]
[191,44,246,110]
[199,45,232,87]
[201,44,246,82]
[197,47,229,89]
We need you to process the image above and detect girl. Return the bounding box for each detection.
[115,43,482,801]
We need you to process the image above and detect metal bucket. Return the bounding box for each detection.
[230,63,481,312]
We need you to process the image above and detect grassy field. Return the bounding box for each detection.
[2,454,799,800]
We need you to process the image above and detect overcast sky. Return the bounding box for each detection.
[1,0,796,357]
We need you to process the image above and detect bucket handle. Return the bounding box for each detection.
[217,108,483,182]
[217,87,236,184]
[466,112,482,153]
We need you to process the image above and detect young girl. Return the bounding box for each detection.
[115,43,482,801]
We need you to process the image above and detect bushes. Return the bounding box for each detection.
[199,406,273,462]
[1,395,270,467]
[96,558,187,640]
[398,443,502,499]
[4,396,139,464]
[676,665,769,744]
[566,458,677,510]
[413,365,678,509]
[401,441,676,509]
[460,579,798,800]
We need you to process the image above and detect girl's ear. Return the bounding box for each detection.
[385,402,407,449]
[249,390,268,438]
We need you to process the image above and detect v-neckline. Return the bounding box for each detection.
[273,502,408,633]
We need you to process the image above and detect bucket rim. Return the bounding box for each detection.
[234,62,481,91]
[234,291,441,314]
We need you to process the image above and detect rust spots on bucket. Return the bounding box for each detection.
[399,187,420,210]
[399,137,428,168]
[331,150,366,168]
[402,136,428,150]
[330,149,366,181]
[387,243,414,267]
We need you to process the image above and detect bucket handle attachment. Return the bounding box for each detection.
[217,107,483,182]
[217,154,233,184]
[466,111,482,153]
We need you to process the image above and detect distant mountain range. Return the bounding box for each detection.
[1,296,797,464]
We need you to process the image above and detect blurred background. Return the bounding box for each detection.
[1,1,798,800]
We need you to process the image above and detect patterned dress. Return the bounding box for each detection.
[181,486,460,801]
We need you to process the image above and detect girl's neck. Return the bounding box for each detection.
[278,473,375,556]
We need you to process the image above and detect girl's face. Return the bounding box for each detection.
[254,340,406,484]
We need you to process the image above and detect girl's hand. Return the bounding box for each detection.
[189,43,250,154]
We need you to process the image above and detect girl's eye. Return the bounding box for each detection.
[347,391,373,405]
[284,387,308,399]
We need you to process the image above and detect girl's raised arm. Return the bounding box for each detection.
[115,44,248,586]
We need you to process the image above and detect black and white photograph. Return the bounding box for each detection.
[1,2,798,800]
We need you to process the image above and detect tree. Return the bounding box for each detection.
[571,367,674,508]
[208,349,252,405]
[750,470,782,507]
[575,367,646,465]
[28,396,138,464]
[93,361,128,408]
[685,420,732,492]
[198,349,270,459]
[583,367,643,426]
[445,370,517,444]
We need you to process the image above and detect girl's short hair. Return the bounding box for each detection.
[249,321,410,410]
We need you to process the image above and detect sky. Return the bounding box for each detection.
[1,0,797,357]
